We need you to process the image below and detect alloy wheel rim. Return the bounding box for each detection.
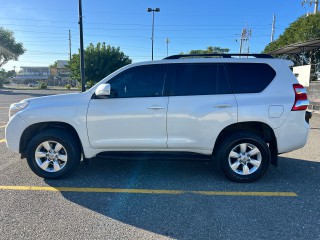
[34,140,68,173]
[228,143,262,175]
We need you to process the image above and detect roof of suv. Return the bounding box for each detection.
[163,53,274,59]
[134,54,294,67]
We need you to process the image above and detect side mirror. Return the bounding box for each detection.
[95,83,111,96]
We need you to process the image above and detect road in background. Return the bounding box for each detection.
[0,89,319,240]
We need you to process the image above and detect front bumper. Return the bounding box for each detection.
[5,114,27,153]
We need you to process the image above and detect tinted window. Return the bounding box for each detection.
[107,65,166,98]
[226,63,276,93]
[172,63,232,96]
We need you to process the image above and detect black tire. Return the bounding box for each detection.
[26,129,81,179]
[216,132,270,183]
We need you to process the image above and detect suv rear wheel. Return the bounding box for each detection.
[26,129,81,179]
[216,132,270,182]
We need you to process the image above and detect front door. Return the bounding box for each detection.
[87,64,168,150]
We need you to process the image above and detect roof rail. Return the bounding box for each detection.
[163,53,274,60]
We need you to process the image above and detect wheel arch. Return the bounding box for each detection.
[20,122,83,158]
[213,121,278,165]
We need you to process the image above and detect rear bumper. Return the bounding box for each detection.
[5,114,27,153]
[274,111,310,154]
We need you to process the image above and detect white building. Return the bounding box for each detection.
[14,66,50,83]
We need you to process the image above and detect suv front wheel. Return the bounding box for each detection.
[216,132,271,182]
[26,129,81,179]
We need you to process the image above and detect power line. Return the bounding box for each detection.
[1,23,273,31]
[0,17,271,27]
[0,17,77,24]
[0,7,281,17]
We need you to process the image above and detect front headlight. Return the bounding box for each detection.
[9,101,29,117]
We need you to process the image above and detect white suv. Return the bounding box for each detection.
[5,54,310,182]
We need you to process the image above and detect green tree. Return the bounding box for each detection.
[50,61,58,68]
[0,27,25,67]
[263,14,320,66]
[68,42,132,84]
[0,69,15,88]
[181,46,230,55]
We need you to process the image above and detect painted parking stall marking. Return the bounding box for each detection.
[0,139,6,143]
[0,185,298,197]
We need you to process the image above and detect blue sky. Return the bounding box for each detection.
[0,0,316,71]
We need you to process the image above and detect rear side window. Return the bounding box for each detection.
[226,63,276,93]
[172,63,232,96]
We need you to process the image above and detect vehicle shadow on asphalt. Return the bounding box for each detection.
[44,156,320,240]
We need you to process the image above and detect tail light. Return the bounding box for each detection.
[292,84,309,111]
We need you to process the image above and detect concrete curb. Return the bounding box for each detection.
[308,109,320,115]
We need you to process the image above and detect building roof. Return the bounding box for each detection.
[267,38,320,55]
[20,66,50,69]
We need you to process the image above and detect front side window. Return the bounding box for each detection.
[172,63,232,96]
[107,64,167,98]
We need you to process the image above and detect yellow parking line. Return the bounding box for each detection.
[0,125,6,128]
[0,139,6,143]
[0,185,297,197]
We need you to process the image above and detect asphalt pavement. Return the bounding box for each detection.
[0,89,319,240]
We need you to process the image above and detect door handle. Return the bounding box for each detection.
[212,104,232,108]
[148,105,165,110]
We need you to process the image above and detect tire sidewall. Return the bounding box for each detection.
[218,133,271,182]
[26,130,80,179]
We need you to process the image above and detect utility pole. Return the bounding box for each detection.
[147,8,160,61]
[239,28,252,54]
[271,14,276,43]
[166,38,170,57]
[13,66,17,86]
[239,29,244,54]
[302,0,319,14]
[78,0,85,92]
[69,30,72,62]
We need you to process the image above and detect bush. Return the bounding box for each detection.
[38,82,47,89]
[0,76,5,88]
[85,80,95,89]
[65,84,71,90]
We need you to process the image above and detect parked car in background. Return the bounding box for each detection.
[27,83,37,88]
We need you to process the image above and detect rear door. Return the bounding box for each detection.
[166,63,238,154]
[225,63,283,128]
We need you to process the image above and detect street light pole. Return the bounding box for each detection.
[78,0,85,92]
[166,38,170,57]
[147,8,160,61]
